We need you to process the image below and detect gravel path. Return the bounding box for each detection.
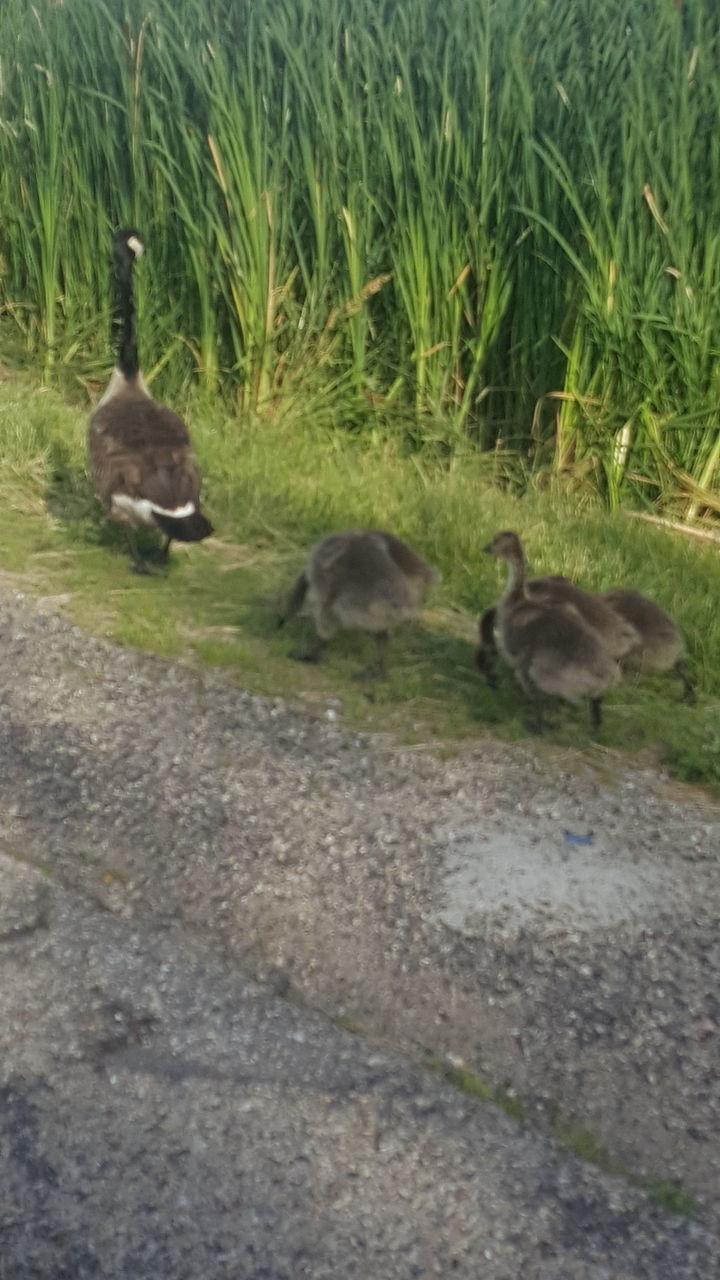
[1,586,719,1276]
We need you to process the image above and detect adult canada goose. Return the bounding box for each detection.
[600,587,693,701]
[484,530,622,732]
[88,227,213,573]
[278,528,440,679]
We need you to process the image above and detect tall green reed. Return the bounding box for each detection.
[0,0,718,515]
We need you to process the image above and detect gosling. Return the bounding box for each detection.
[476,573,638,689]
[477,577,692,704]
[600,587,693,702]
[278,529,440,679]
[484,531,622,732]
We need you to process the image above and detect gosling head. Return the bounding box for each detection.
[483,530,524,561]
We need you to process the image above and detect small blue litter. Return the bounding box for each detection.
[563,830,594,846]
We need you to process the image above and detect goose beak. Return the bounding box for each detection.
[482,542,494,555]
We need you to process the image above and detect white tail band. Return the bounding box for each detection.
[111,494,196,527]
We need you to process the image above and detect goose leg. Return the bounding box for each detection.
[475,607,499,688]
[289,635,327,664]
[523,695,545,735]
[516,665,544,732]
[675,660,695,703]
[589,697,603,732]
[277,571,308,628]
[475,645,498,688]
[145,536,172,566]
[127,530,159,576]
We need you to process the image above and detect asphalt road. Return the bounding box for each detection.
[1,587,719,1278]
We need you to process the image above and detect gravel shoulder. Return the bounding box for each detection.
[1,586,719,1276]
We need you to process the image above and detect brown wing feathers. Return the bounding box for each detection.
[90,401,200,510]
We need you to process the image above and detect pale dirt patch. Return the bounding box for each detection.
[0,567,45,593]
[436,828,680,935]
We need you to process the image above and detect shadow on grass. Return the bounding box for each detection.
[232,575,658,744]
[236,585,518,734]
[43,440,167,564]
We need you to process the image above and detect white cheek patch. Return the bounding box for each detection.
[127,235,144,258]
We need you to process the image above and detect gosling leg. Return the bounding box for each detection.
[277,571,309,628]
[523,695,545,735]
[353,630,389,682]
[675,659,695,704]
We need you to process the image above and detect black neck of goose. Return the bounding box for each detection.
[112,251,139,380]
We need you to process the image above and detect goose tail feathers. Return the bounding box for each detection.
[152,508,213,542]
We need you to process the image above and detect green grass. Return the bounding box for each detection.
[332,1013,366,1036]
[0,0,720,514]
[554,1124,697,1218]
[429,1061,527,1125]
[553,1122,626,1176]
[0,369,718,786]
[645,1178,698,1218]
[426,1057,697,1218]
[424,1056,494,1103]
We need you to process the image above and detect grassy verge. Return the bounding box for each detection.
[0,368,718,786]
